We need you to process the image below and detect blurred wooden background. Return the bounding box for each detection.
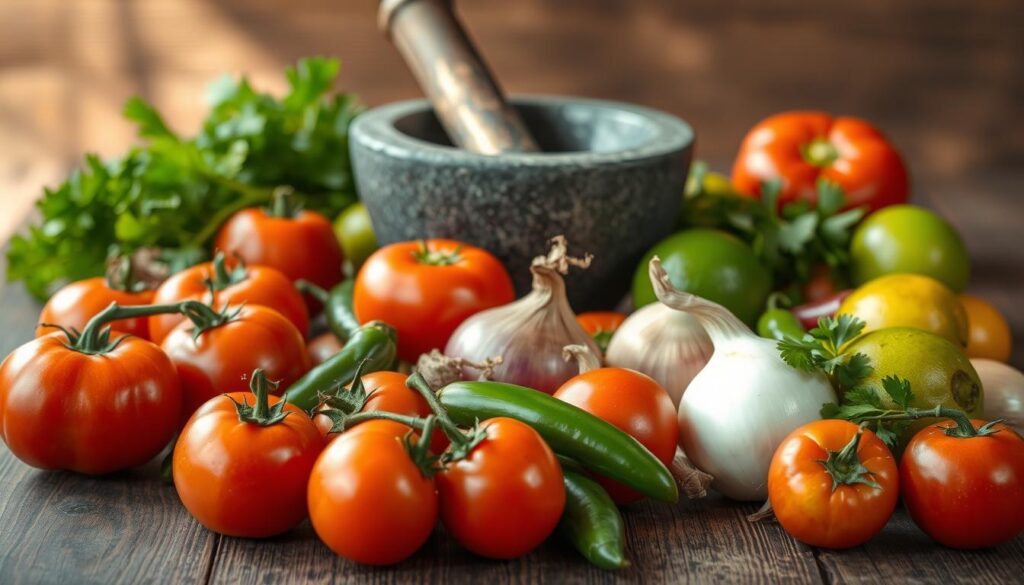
[1,0,1022,244]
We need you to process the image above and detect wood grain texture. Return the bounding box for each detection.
[0,2,1023,580]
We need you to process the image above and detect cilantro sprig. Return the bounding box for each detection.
[778,314,919,448]
[7,57,361,300]
[778,314,873,394]
[680,163,866,296]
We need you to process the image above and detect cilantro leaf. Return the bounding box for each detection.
[880,376,914,409]
[835,352,873,390]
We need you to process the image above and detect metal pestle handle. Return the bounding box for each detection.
[379,0,539,154]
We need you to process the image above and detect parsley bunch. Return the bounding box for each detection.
[680,162,865,296]
[780,315,918,447]
[6,58,361,300]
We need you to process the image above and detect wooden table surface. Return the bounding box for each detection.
[1,173,1023,583]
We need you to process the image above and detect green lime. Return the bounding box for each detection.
[851,205,970,292]
[632,229,771,326]
[333,202,378,276]
[846,327,982,440]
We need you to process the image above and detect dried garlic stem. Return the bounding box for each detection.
[415,349,504,388]
[562,344,602,374]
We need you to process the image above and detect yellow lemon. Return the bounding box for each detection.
[838,274,968,347]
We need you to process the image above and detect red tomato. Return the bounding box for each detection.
[37,277,154,339]
[0,332,181,474]
[768,420,898,549]
[173,375,324,538]
[900,419,1024,549]
[148,254,308,343]
[354,240,514,362]
[437,417,564,559]
[308,420,437,565]
[307,333,344,366]
[214,197,343,294]
[576,311,627,353]
[161,305,311,422]
[732,111,909,214]
[554,367,678,504]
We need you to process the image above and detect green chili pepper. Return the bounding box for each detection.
[295,279,360,342]
[281,321,397,411]
[757,292,805,341]
[560,469,630,570]
[437,381,678,503]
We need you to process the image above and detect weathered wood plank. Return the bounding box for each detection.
[815,512,1024,585]
[0,449,217,585]
[207,496,823,585]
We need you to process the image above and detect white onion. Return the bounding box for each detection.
[649,256,836,501]
[444,237,600,394]
[972,358,1024,433]
[606,303,712,406]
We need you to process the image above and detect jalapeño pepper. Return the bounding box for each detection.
[437,381,678,503]
[281,321,397,411]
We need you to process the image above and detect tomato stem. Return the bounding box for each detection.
[817,425,881,491]
[406,372,474,449]
[71,300,197,354]
[861,406,998,439]
[801,138,840,168]
[267,186,301,219]
[207,251,247,291]
[411,240,462,266]
[230,369,288,426]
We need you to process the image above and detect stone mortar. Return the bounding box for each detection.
[350,95,694,310]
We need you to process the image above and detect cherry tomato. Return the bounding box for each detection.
[576,311,626,354]
[554,367,678,504]
[215,193,343,294]
[900,419,1024,549]
[732,111,909,214]
[37,277,154,339]
[960,294,1012,362]
[308,420,437,565]
[768,420,898,549]
[148,254,308,343]
[354,240,514,362]
[437,417,564,559]
[307,333,344,366]
[173,373,324,538]
[161,305,311,422]
[0,332,181,474]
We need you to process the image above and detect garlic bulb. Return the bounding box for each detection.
[606,303,712,406]
[444,236,601,394]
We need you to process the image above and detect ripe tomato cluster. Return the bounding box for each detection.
[768,417,1024,550]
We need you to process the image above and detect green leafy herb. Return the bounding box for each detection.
[819,376,917,449]
[778,314,872,393]
[7,57,362,300]
[680,167,866,298]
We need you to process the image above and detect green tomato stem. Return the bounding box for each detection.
[406,372,471,448]
[861,406,990,438]
[801,138,840,168]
